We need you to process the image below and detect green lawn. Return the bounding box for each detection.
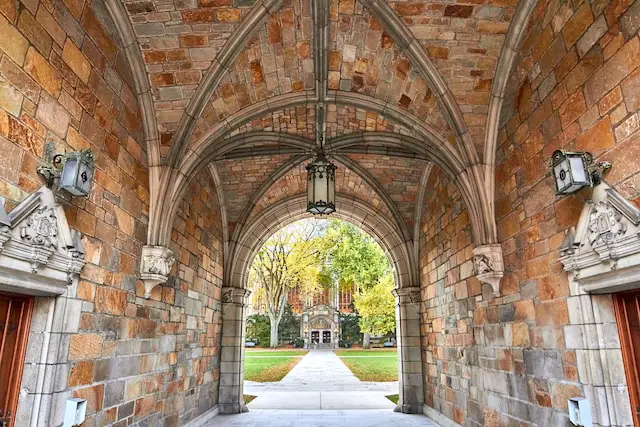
[386,394,399,404]
[334,349,397,357]
[335,349,398,382]
[244,349,307,382]
[246,350,308,357]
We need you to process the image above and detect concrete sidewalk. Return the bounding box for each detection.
[204,410,440,426]
[246,350,397,410]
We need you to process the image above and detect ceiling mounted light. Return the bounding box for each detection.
[306,141,336,216]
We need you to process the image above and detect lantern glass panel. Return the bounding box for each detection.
[328,173,335,204]
[554,158,571,193]
[76,161,93,196]
[569,156,588,184]
[59,158,78,190]
[315,170,328,203]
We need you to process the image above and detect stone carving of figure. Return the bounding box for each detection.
[473,254,494,275]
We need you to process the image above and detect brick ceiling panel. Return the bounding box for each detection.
[214,154,294,229]
[224,105,317,140]
[123,0,251,156]
[329,4,449,136]
[346,154,427,229]
[386,0,517,157]
[248,159,391,221]
[190,3,313,145]
[326,105,415,137]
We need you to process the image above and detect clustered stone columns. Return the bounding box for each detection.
[218,286,251,414]
[393,287,424,414]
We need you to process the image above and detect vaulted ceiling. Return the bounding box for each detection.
[111,0,522,248]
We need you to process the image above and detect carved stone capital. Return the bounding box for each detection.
[473,244,504,297]
[140,245,175,298]
[393,287,421,305]
[221,287,250,305]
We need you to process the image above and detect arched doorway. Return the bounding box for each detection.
[217,195,423,414]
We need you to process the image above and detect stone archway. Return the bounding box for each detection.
[217,195,423,414]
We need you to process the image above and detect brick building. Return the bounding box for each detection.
[0,0,640,425]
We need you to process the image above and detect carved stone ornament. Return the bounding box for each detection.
[140,245,175,298]
[0,186,85,295]
[221,287,250,305]
[393,287,421,305]
[472,244,504,296]
[559,181,640,294]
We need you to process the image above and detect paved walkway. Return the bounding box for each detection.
[245,349,397,410]
[203,410,440,426]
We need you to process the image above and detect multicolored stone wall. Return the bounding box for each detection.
[419,167,478,425]
[421,0,640,425]
[494,0,640,424]
[0,1,224,425]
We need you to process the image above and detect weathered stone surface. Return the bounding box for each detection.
[68,360,95,387]
[95,286,127,315]
[0,13,28,65]
[35,94,70,139]
[69,334,104,360]
[24,48,61,97]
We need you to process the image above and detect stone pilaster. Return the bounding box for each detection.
[218,286,250,414]
[393,286,424,414]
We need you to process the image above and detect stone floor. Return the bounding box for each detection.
[203,410,440,426]
[245,349,396,410]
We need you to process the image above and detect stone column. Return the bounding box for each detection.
[393,287,424,414]
[218,286,250,414]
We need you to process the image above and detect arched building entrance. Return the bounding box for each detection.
[218,195,423,413]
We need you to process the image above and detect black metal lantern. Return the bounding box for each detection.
[306,151,336,215]
[551,150,593,195]
[59,149,95,196]
[37,149,94,197]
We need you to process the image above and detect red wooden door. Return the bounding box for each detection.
[0,293,33,427]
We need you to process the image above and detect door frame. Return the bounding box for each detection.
[614,290,640,424]
[0,291,34,427]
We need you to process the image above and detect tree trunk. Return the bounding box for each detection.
[363,333,371,349]
[269,314,279,348]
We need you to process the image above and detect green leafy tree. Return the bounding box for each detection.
[245,314,270,346]
[353,272,396,337]
[278,304,301,343]
[249,222,322,347]
[319,220,394,347]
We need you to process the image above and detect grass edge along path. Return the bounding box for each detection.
[335,349,398,382]
[244,353,304,382]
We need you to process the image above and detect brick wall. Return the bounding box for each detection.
[0,1,224,425]
[419,167,479,425]
[494,0,640,424]
[419,0,640,425]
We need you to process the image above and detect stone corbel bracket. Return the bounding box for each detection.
[473,244,504,297]
[221,286,250,305]
[392,287,421,305]
[140,245,175,298]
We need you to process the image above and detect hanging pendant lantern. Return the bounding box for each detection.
[306,150,336,215]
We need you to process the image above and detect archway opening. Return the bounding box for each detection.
[242,218,400,411]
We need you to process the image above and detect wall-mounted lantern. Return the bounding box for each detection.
[306,143,336,215]
[37,149,94,197]
[550,150,611,195]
